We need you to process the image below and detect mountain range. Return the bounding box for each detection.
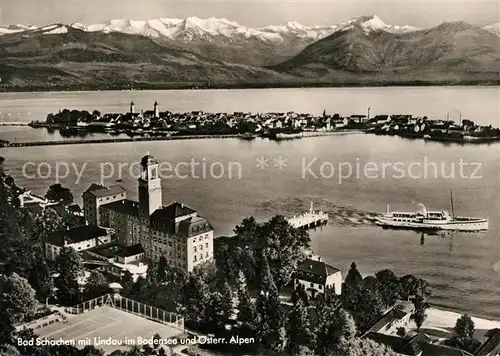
[0,15,498,90]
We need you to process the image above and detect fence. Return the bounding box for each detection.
[64,294,184,331]
[16,311,68,331]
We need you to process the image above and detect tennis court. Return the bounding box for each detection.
[36,305,184,354]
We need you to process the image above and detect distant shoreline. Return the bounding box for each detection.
[0,80,499,93]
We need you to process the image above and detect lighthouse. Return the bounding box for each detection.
[130,101,135,115]
[154,101,159,118]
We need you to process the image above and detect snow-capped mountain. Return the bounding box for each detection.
[0,15,419,43]
[483,22,500,37]
[356,15,419,34]
[0,24,38,35]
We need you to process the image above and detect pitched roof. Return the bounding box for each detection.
[104,199,140,218]
[175,215,212,238]
[476,329,500,356]
[47,225,108,247]
[68,204,82,213]
[83,183,104,195]
[87,242,125,259]
[295,258,341,284]
[150,202,196,222]
[83,184,125,198]
[114,244,145,258]
[365,332,475,356]
[364,302,414,334]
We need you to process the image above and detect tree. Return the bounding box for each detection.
[411,296,428,330]
[455,314,475,340]
[84,270,108,299]
[0,344,20,356]
[205,291,226,330]
[257,255,277,296]
[152,333,162,349]
[345,262,363,290]
[28,257,54,302]
[236,270,256,336]
[158,346,172,356]
[260,215,310,290]
[287,299,315,354]
[146,260,160,286]
[375,269,403,308]
[400,274,431,301]
[81,345,105,356]
[351,287,384,334]
[0,273,38,325]
[181,272,210,325]
[397,327,406,337]
[143,343,153,356]
[231,215,310,290]
[292,284,309,306]
[338,338,398,356]
[255,287,286,353]
[156,256,168,283]
[316,308,356,356]
[295,345,315,356]
[122,270,134,292]
[54,247,84,306]
[30,208,65,243]
[219,279,234,322]
[45,184,73,205]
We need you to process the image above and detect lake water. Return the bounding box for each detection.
[1,87,499,320]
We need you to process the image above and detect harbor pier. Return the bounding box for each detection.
[287,202,329,230]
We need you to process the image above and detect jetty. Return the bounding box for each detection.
[2,134,241,148]
[0,122,30,126]
[287,202,329,230]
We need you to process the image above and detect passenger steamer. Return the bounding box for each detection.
[375,193,488,232]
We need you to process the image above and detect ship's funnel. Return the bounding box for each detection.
[415,202,427,215]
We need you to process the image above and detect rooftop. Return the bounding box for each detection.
[364,301,415,335]
[114,244,145,258]
[296,258,341,285]
[104,199,140,218]
[365,332,474,356]
[47,225,109,247]
[83,184,125,198]
[475,328,500,356]
[87,242,126,259]
[151,201,196,221]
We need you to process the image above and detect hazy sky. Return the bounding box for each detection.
[0,0,498,28]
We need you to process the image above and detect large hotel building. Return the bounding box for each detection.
[82,153,214,272]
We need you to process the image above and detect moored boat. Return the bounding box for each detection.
[375,193,488,232]
[238,133,256,140]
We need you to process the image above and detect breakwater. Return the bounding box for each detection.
[5,134,241,147]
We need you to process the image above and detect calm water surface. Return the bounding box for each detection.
[1,87,499,319]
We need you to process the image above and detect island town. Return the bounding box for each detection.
[1,152,500,356]
[1,101,499,147]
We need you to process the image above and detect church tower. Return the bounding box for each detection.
[130,101,135,115]
[154,101,159,118]
[138,152,162,217]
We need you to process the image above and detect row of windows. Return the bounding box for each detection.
[192,234,209,243]
[193,252,209,262]
[193,243,209,253]
[296,279,324,290]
